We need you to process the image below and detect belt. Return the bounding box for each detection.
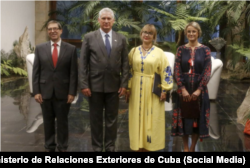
[133,72,154,78]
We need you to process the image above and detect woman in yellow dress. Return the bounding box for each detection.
[126,24,173,151]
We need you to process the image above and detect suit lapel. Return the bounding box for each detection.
[56,41,66,68]
[95,30,109,59]
[45,42,54,68]
[110,31,118,57]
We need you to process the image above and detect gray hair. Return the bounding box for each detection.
[98,8,114,19]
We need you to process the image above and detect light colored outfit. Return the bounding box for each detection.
[128,45,173,151]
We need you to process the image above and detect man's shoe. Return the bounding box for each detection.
[105,148,115,152]
[45,149,55,152]
[58,149,67,152]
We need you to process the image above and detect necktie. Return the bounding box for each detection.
[52,43,58,67]
[105,34,111,57]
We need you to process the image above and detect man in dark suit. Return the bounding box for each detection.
[32,20,78,152]
[79,8,129,152]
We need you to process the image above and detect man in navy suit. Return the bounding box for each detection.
[32,20,78,152]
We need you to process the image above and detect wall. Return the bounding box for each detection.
[35,1,49,45]
[1,1,35,53]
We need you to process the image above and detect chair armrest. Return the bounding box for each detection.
[210,57,223,78]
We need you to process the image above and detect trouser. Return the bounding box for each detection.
[41,96,70,151]
[89,92,119,152]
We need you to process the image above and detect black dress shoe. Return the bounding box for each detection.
[45,149,55,152]
[105,149,115,152]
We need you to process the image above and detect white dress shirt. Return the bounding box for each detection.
[100,28,112,48]
[50,39,62,57]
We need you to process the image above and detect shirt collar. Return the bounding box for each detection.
[51,39,62,46]
[99,28,112,38]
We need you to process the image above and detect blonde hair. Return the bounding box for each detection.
[140,24,157,43]
[184,22,202,38]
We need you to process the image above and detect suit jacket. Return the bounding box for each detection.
[32,41,78,99]
[79,29,129,92]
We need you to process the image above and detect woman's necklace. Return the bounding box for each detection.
[141,45,152,52]
[139,45,154,59]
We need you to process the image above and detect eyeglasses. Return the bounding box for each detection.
[48,27,60,32]
[142,31,153,36]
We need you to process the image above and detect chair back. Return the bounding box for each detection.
[164,52,175,74]
[164,51,175,111]
[207,57,223,99]
[26,53,35,94]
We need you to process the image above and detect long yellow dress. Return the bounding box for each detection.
[128,45,173,151]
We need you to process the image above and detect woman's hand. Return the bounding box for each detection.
[191,89,201,101]
[160,92,166,101]
[182,88,191,102]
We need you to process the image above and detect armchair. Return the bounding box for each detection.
[209,101,220,139]
[207,57,223,100]
[164,52,175,111]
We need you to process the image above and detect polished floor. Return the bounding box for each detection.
[1,77,250,152]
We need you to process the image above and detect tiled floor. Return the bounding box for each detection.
[1,77,250,152]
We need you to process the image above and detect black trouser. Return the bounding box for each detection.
[41,96,70,151]
[89,92,119,152]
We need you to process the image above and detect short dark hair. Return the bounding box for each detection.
[46,20,62,29]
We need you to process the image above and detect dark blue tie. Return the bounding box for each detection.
[105,34,111,57]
